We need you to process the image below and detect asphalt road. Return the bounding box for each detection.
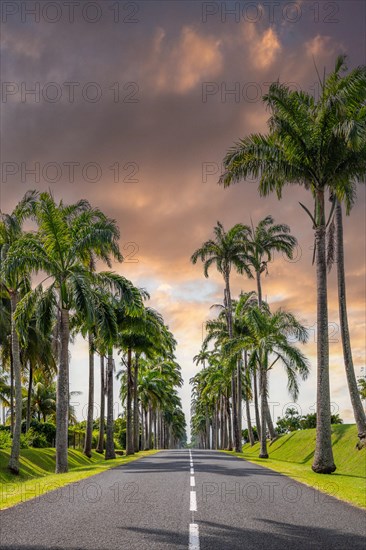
[0,449,365,549]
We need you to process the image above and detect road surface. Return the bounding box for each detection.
[0,449,365,549]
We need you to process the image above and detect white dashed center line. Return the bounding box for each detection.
[189,523,200,550]
[188,450,200,548]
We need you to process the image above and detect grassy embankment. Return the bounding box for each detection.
[0,448,159,510]
[225,424,366,508]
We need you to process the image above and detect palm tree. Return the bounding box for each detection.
[240,216,297,439]
[219,57,366,471]
[247,307,309,457]
[0,190,38,473]
[322,58,366,448]
[96,354,106,454]
[191,222,251,452]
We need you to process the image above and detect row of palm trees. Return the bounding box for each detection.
[0,191,185,474]
[191,56,366,473]
[190,217,309,459]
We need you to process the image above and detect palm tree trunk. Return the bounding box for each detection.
[259,362,268,458]
[205,413,210,449]
[105,350,116,460]
[335,200,366,447]
[245,395,255,446]
[264,394,277,440]
[126,348,134,455]
[253,369,261,439]
[150,405,158,449]
[237,358,242,451]
[8,293,22,474]
[133,354,139,452]
[144,408,149,450]
[55,307,70,474]
[96,355,105,454]
[84,332,94,458]
[312,209,336,474]
[26,362,33,433]
[149,404,153,449]
[140,403,145,450]
[256,270,262,307]
[225,275,241,452]
[10,357,14,436]
[226,392,232,450]
[244,351,255,446]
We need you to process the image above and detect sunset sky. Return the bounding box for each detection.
[1,0,365,435]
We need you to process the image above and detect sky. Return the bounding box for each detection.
[1,0,365,437]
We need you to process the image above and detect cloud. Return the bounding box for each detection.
[147,26,223,93]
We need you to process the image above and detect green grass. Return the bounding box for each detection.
[0,448,159,510]
[224,424,366,509]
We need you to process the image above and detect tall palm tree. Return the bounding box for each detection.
[240,307,309,458]
[191,222,251,452]
[240,216,297,439]
[220,57,366,471]
[322,58,366,447]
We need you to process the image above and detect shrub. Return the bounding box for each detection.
[0,430,12,449]
[24,428,48,448]
[20,433,29,449]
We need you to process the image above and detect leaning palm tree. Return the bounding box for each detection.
[191,222,251,452]
[220,57,366,471]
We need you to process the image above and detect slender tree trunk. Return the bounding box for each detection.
[26,362,33,433]
[256,270,262,308]
[245,396,255,446]
[259,360,268,458]
[312,207,336,473]
[149,404,153,449]
[55,307,70,474]
[237,358,242,451]
[264,392,277,440]
[244,351,255,446]
[133,354,139,452]
[8,293,22,474]
[335,201,366,448]
[154,409,158,449]
[144,408,149,450]
[140,403,145,451]
[96,355,105,454]
[214,403,219,449]
[253,369,261,439]
[105,350,116,460]
[84,332,94,458]
[10,358,14,436]
[126,348,134,455]
[225,275,241,452]
[226,392,232,450]
[206,413,210,449]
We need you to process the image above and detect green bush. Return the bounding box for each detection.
[20,433,29,449]
[24,428,48,448]
[0,430,12,449]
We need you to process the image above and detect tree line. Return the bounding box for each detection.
[190,56,366,473]
[0,192,186,474]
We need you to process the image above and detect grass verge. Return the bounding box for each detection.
[223,424,366,509]
[0,448,159,510]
